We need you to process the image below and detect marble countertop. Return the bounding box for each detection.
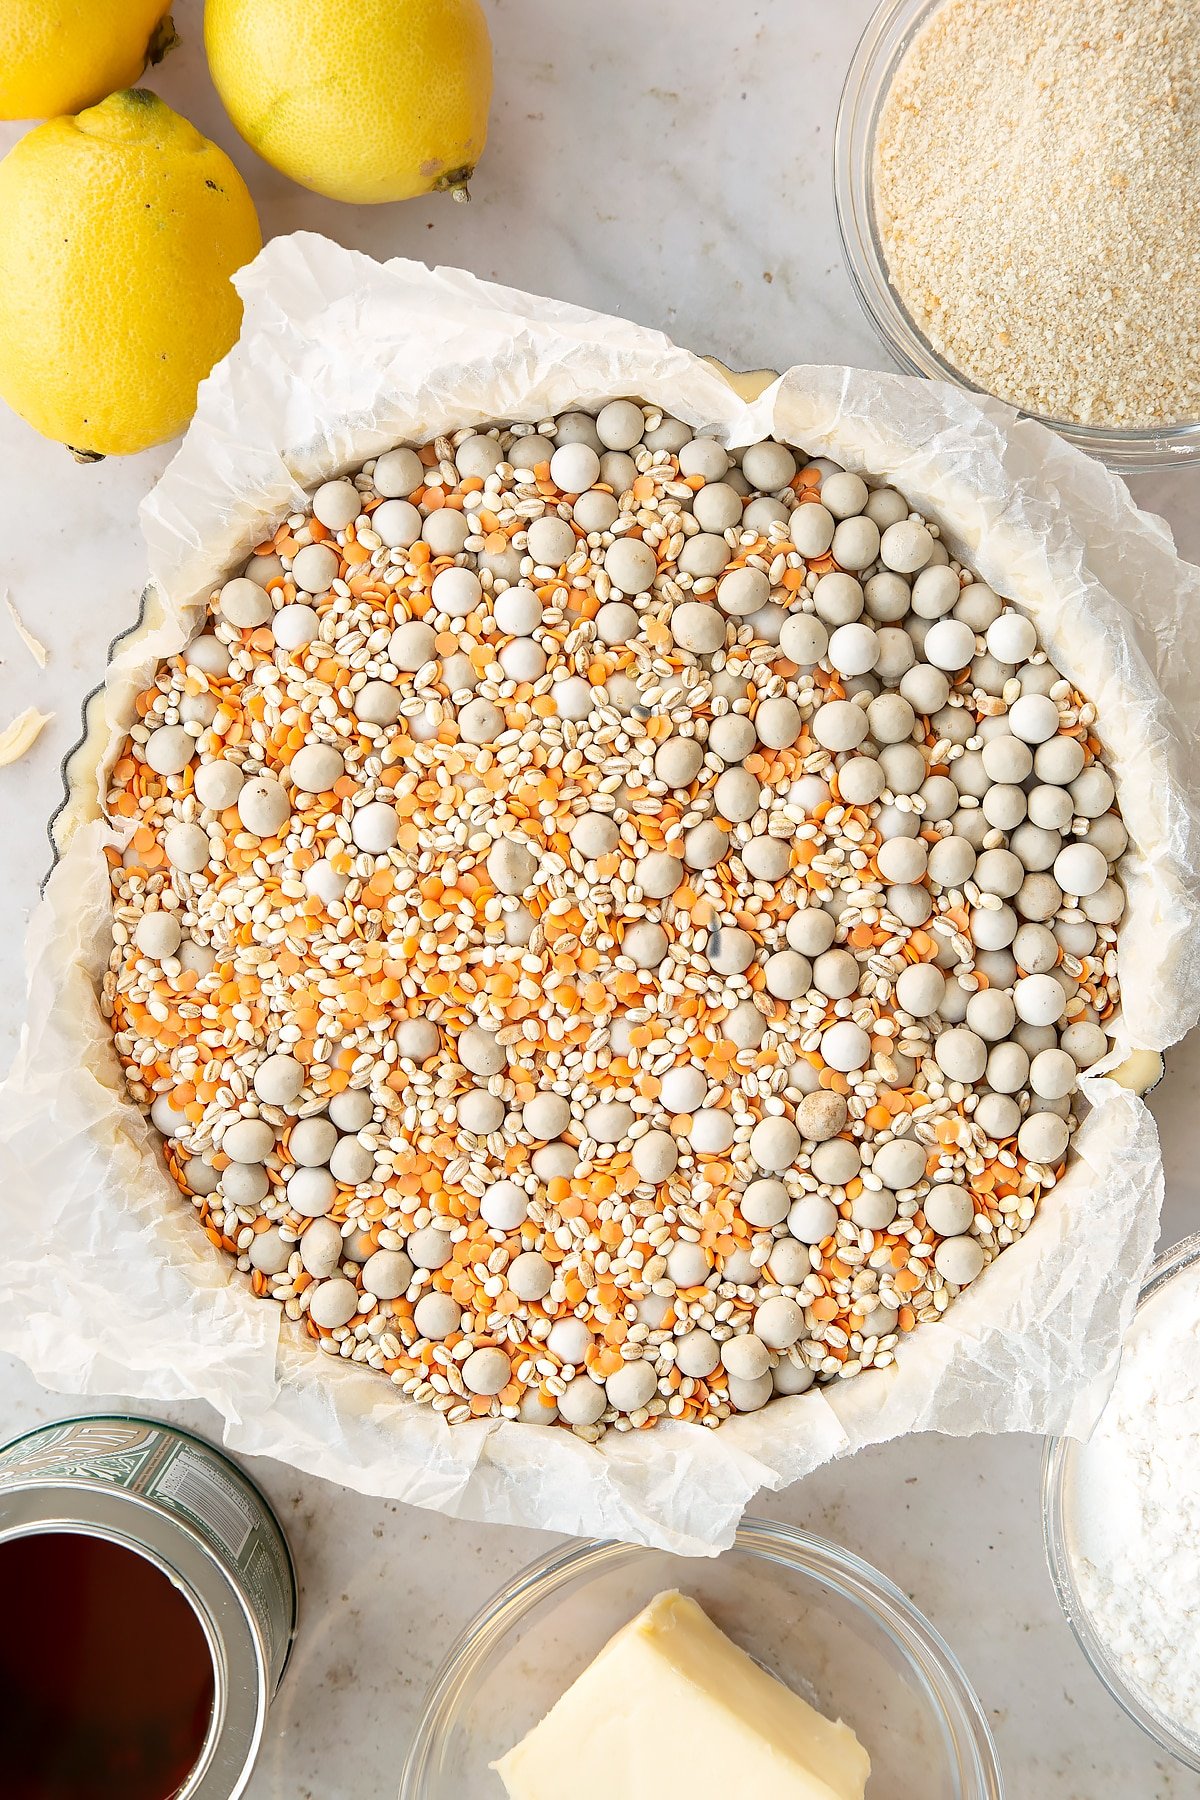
[2,3,1199,1795]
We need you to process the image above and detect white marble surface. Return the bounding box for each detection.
[1,3,1199,1795]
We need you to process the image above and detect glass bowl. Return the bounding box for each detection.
[1042,1232,1200,1771]
[833,0,1200,473]
[399,1518,1003,1799]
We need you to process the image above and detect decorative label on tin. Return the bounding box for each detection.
[0,1416,160,1485]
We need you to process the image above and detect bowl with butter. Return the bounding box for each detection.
[400,1519,1003,1799]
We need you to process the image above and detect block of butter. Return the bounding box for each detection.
[493,1588,871,1800]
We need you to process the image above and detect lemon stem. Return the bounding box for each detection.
[147,14,180,68]
[435,164,475,203]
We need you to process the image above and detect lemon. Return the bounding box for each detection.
[0,90,261,458]
[0,0,178,122]
[204,0,492,204]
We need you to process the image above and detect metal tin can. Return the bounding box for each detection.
[0,1413,297,1799]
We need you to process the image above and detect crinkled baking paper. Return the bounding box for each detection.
[2,236,1198,1553]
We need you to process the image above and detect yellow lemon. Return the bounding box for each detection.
[204,0,492,204]
[0,0,178,122]
[0,90,261,458]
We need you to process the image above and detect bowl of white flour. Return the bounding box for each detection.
[1043,1232,1200,1770]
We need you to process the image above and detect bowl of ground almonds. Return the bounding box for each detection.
[834,0,1200,471]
